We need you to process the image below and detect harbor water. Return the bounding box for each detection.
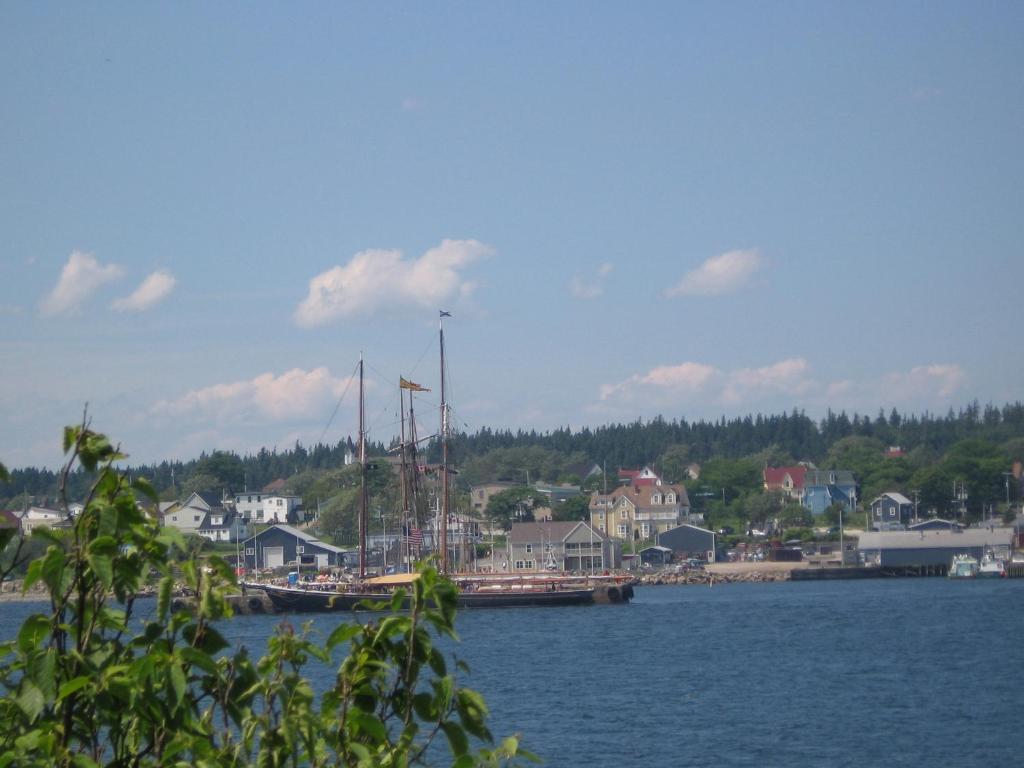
[2,578,1021,766]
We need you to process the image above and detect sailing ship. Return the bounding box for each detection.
[251,312,629,613]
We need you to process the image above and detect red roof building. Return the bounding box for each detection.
[762,466,807,501]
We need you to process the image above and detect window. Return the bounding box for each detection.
[599,512,605,520]
[525,544,533,553]
[193,515,200,522]
[296,545,304,554]
[514,560,525,570]
[620,508,630,519]
[617,524,628,536]
[245,547,254,555]
[524,560,534,569]
[666,493,675,503]
[599,524,606,532]
[651,494,661,504]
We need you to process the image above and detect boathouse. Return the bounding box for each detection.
[656,524,716,562]
[857,527,1014,568]
[241,524,346,572]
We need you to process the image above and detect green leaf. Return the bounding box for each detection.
[21,559,43,593]
[179,646,218,675]
[17,615,50,653]
[62,425,79,454]
[350,709,388,742]
[325,623,360,650]
[157,575,173,619]
[16,681,45,720]
[169,663,187,705]
[131,476,158,503]
[29,648,57,700]
[57,676,92,701]
[87,553,113,590]
[440,721,469,756]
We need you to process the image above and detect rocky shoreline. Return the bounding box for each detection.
[635,568,792,586]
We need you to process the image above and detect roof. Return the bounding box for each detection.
[198,510,244,531]
[804,469,855,486]
[640,545,672,553]
[262,478,287,493]
[873,492,913,506]
[509,521,606,544]
[908,518,963,530]
[660,523,715,536]
[251,523,346,554]
[591,483,690,510]
[763,466,807,489]
[858,527,1015,550]
[0,510,19,528]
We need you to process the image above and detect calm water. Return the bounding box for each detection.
[2,579,1021,766]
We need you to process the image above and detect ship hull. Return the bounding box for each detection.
[249,582,598,612]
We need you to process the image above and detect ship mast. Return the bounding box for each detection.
[358,353,368,580]
[399,385,409,570]
[439,311,450,574]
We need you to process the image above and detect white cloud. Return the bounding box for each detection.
[665,248,763,297]
[883,364,966,400]
[0,304,23,317]
[599,357,816,408]
[600,358,967,416]
[40,250,123,316]
[111,270,177,312]
[600,362,719,402]
[569,262,614,300]
[294,239,493,327]
[152,367,350,422]
[720,358,817,405]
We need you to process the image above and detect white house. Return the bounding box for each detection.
[196,509,250,543]
[19,506,71,534]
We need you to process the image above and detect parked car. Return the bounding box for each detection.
[717,526,734,535]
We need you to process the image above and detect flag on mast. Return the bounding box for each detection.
[399,377,430,392]
[439,310,452,317]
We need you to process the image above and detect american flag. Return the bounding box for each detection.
[403,526,423,547]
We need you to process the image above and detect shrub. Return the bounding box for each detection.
[0,422,527,767]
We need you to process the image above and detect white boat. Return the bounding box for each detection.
[977,550,1007,578]
[948,554,979,579]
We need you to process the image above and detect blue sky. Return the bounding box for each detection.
[2,2,1022,468]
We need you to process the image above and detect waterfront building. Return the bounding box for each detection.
[639,545,673,566]
[857,527,1014,568]
[507,520,617,572]
[656,523,717,562]
[242,523,346,571]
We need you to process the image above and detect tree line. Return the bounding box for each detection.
[3,401,1024,531]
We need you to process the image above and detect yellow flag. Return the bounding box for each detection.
[400,377,430,392]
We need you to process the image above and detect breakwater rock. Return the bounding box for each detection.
[636,569,791,586]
